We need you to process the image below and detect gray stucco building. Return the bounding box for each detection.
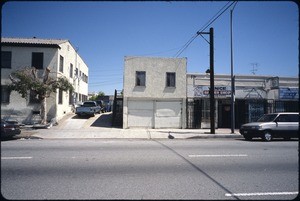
[123,56,187,129]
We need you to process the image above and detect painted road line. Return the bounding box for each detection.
[225,192,298,197]
[1,156,33,160]
[188,154,248,157]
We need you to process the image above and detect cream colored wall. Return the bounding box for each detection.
[55,42,89,121]
[123,56,187,129]
[1,42,89,123]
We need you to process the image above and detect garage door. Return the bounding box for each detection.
[155,101,182,128]
[128,100,153,128]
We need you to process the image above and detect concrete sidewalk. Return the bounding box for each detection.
[19,126,242,140]
[17,112,243,140]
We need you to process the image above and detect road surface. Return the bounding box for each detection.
[1,138,298,200]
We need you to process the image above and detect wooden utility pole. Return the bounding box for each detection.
[197,27,215,134]
[209,27,215,134]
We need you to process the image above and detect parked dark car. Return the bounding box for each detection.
[240,112,299,141]
[1,119,21,138]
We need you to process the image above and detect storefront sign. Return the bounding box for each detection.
[194,86,231,97]
[279,88,298,99]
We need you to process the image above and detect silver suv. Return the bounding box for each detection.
[240,112,299,141]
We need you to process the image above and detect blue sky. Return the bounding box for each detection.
[2,1,298,95]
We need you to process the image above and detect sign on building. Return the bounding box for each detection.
[194,86,231,97]
[279,88,298,99]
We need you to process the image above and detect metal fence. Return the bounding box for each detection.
[186,98,299,129]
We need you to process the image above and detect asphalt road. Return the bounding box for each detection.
[1,138,298,200]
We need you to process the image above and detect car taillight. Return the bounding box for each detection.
[4,124,13,128]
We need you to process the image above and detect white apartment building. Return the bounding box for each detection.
[1,37,88,124]
[123,56,187,129]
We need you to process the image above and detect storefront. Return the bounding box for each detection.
[186,74,298,129]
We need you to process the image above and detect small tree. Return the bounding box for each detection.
[89,91,105,101]
[9,67,74,125]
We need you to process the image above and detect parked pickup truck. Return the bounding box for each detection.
[75,101,101,117]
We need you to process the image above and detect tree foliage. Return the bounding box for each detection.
[89,91,105,101]
[9,67,73,100]
[9,67,74,124]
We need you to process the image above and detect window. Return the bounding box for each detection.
[166,72,176,87]
[32,52,44,69]
[277,114,299,122]
[1,86,11,103]
[136,71,146,86]
[58,89,63,104]
[289,114,299,122]
[1,51,12,68]
[59,55,64,73]
[276,114,290,122]
[75,68,78,77]
[29,90,40,104]
[70,63,73,78]
[69,90,73,105]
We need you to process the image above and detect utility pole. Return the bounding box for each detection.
[198,27,215,134]
[209,28,215,134]
[230,8,235,133]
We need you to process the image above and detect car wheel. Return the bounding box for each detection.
[262,131,272,142]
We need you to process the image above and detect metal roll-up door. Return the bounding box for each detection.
[155,101,182,128]
[128,100,154,128]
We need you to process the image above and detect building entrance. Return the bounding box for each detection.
[218,100,231,128]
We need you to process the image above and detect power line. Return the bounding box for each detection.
[197,1,234,34]
[174,1,237,58]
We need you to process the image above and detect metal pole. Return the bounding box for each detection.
[230,7,236,133]
[209,27,215,134]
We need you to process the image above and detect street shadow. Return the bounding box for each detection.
[153,140,240,200]
[72,115,90,119]
[187,136,241,140]
[90,113,113,128]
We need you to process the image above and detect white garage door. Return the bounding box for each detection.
[128,100,154,128]
[155,101,182,128]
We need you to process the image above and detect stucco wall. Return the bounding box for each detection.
[123,56,187,129]
[55,42,88,121]
[124,56,187,99]
[1,46,59,123]
[1,41,89,124]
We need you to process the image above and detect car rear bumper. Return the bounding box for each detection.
[1,128,21,137]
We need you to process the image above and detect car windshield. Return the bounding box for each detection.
[257,114,278,122]
[83,102,95,107]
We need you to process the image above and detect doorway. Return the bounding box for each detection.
[218,100,231,128]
